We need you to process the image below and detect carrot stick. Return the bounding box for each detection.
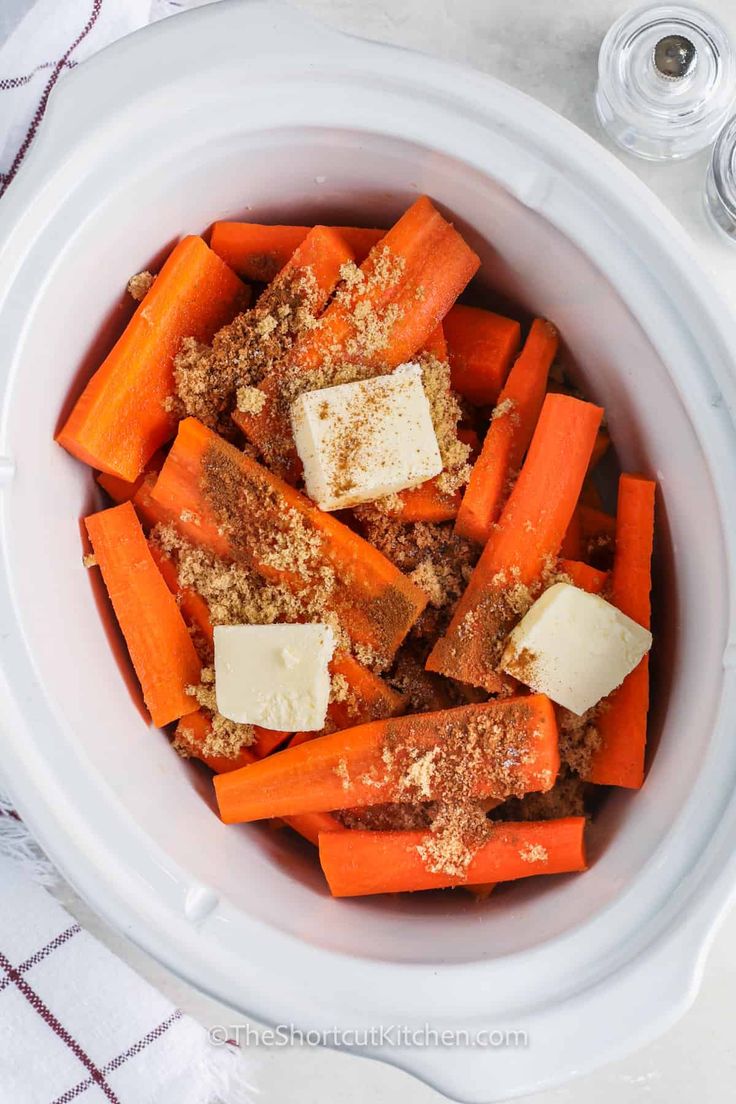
[151,418,427,663]
[283,811,345,846]
[422,322,448,361]
[443,305,521,407]
[455,319,557,543]
[214,695,559,823]
[210,223,384,282]
[560,506,583,560]
[272,224,356,308]
[427,394,603,690]
[585,474,655,788]
[148,542,214,646]
[236,196,480,479]
[97,450,165,506]
[318,817,586,896]
[558,559,608,595]
[175,709,259,773]
[58,237,245,481]
[85,502,201,727]
[386,427,479,524]
[175,710,341,844]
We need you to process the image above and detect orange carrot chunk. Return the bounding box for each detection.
[427,394,603,691]
[148,541,214,646]
[455,319,557,544]
[318,817,586,896]
[443,304,521,407]
[150,418,427,664]
[58,236,245,482]
[174,709,259,774]
[273,224,356,308]
[85,502,201,727]
[236,196,480,479]
[214,695,559,824]
[558,559,608,595]
[585,474,655,788]
[210,223,384,282]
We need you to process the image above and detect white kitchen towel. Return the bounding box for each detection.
[0,0,215,196]
[0,799,253,1104]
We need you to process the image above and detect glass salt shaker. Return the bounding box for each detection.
[705,115,736,241]
[596,3,736,161]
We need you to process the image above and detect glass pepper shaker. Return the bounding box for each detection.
[596,3,736,161]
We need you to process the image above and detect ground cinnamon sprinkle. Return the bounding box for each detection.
[127,270,155,301]
[172,266,320,433]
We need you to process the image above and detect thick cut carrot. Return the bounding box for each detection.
[422,322,448,361]
[290,652,406,749]
[283,812,345,846]
[443,305,521,407]
[210,223,383,282]
[214,695,559,824]
[318,817,586,896]
[58,237,245,481]
[386,427,479,524]
[175,711,341,844]
[175,710,289,770]
[151,418,427,663]
[585,474,655,788]
[236,196,480,478]
[427,394,603,690]
[273,224,355,307]
[455,319,557,543]
[97,449,165,506]
[175,710,259,774]
[559,559,608,594]
[148,541,214,646]
[85,502,200,727]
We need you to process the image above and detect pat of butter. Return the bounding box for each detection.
[214,623,335,731]
[290,363,443,511]
[500,582,652,716]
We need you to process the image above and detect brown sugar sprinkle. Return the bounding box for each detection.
[180,668,257,759]
[417,802,493,878]
[172,266,320,432]
[127,270,155,302]
[375,701,545,809]
[557,703,604,777]
[82,553,97,568]
[354,513,476,615]
[196,440,418,670]
[387,647,452,713]
[152,522,347,653]
[494,770,586,822]
[519,843,548,864]
[337,801,436,832]
[418,354,471,496]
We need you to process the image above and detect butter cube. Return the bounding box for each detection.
[214,623,335,731]
[290,363,443,511]
[500,582,652,716]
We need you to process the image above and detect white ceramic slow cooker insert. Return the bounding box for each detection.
[1,2,736,1100]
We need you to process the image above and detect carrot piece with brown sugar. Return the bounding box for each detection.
[214,695,559,823]
[150,418,428,666]
[455,319,557,544]
[585,474,655,788]
[236,196,480,479]
[443,304,521,407]
[427,394,603,690]
[85,502,201,727]
[58,236,246,481]
[318,816,586,896]
[210,222,383,282]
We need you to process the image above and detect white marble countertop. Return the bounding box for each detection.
[55,1,736,1101]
